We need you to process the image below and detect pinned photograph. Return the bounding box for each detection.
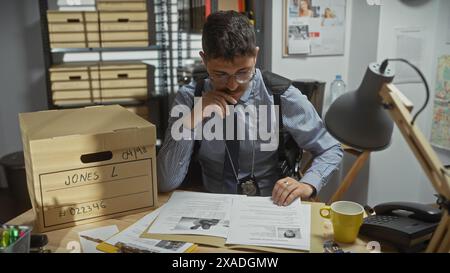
[288,25,311,54]
[289,25,310,40]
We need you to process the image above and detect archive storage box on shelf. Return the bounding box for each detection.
[19,105,158,232]
[50,62,155,106]
[47,11,100,48]
[47,7,153,48]
[98,11,150,47]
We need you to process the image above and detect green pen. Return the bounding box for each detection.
[9,227,19,245]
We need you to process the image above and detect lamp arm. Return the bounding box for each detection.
[380,83,450,253]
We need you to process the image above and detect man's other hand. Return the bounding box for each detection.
[272,177,315,206]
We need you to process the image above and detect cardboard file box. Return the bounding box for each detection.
[47,9,154,48]
[50,62,154,106]
[125,105,149,120]
[19,105,158,232]
[47,11,100,48]
[98,11,149,47]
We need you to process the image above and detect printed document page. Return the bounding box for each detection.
[147,191,235,238]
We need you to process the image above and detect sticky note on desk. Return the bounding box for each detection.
[78,225,119,253]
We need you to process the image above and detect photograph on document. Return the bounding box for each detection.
[175,217,221,231]
[155,240,187,251]
[278,227,302,239]
[115,241,161,253]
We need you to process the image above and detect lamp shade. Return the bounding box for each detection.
[324,63,396,151]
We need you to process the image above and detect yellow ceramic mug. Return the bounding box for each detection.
[320,201,364,243]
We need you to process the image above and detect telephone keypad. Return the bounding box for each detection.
[365,215,400,225]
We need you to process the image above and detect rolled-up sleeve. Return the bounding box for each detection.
[157,85,196,192]
[281,86,343,192]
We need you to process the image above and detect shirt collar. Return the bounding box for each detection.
[238,81,253,104]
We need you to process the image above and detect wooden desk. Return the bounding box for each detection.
[7,191,371,253]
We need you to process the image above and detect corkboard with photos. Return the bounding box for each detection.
[283,0,347,56]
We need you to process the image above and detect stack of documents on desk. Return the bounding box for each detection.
[142,191,311,252]
[79,207,196,253]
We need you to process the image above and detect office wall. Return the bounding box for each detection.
[0,1,47,188]
[419,0,450,200]
[270,0,449,205]
[420,0,450,202]
[369,0,449,205]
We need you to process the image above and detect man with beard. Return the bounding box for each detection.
[157,11,342,206]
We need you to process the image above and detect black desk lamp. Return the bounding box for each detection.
[324,59,450,253]
[325,63,395,151]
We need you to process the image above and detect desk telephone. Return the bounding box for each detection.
[359,202,442,252]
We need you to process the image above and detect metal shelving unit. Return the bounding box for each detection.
[175,0,202,90]
[38,0,173,141]
[38,0,266,144]
[173,0,268,90]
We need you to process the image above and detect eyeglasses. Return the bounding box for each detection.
[209,68,256,85]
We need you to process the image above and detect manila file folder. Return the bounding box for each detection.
[140,202,328,253]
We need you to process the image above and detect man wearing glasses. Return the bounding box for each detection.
[157,11,343,206]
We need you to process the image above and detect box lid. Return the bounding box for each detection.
[19,105,155,141]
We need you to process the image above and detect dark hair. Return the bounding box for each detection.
[202,11,256,61]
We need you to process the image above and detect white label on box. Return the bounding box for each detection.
[39,158,154,228]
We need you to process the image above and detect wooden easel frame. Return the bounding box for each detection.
[379,83,450,253]
[329,146,370,204]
